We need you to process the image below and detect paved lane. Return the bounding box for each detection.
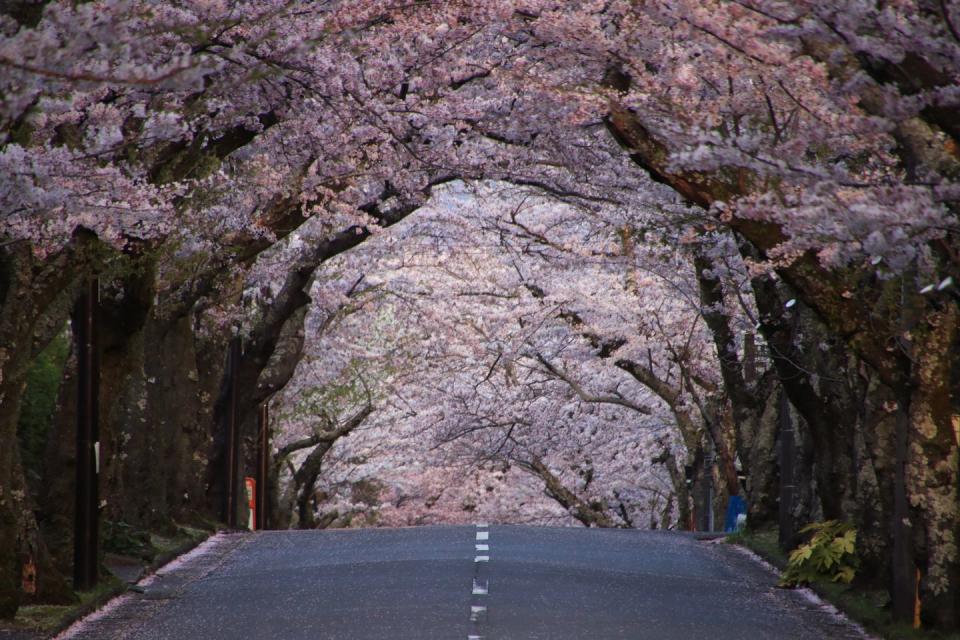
[472,526,864,639]
[58,526,867,640]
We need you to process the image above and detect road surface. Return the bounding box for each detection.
[58,525,868,639]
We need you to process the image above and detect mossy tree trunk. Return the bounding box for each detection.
[0,233,105,618]
[903,304,959,628]
[605,90,960,625]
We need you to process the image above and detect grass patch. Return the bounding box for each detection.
[12,575,124,633]
[103,520,157,560]
[149,524,209,560]
[727,526,960,640]
[726,526,783,566]
[103,520,210,563]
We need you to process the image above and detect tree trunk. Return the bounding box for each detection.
[605,63,959,624]
[39,348,77,579]
[282,406,372,528]
[0,234,100,617]
[653,446,690,530]
[526,457,618,528]
[904,305,959,628]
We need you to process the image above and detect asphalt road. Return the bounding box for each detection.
[58,526,868,640]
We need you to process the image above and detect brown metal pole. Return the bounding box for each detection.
[892,396,915,622]
[700,449,714,532]
[743,332,756,386]
[255,402,270,530]
[74,278,99,591]
[891,273,917,623]
[224,338,241,527]
[777,390,796,551]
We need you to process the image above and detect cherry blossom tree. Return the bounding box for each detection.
[266,184,709,532]
[2,0,958,627]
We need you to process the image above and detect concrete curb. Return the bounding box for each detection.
[725,539,880,640]
[52,532,250,640]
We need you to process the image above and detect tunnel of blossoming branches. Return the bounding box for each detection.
[0,0,958,629]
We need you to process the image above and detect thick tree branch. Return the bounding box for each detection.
[519,456,618,528]
[535,352,652,415]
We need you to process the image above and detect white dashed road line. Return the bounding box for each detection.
[469,523,491,639]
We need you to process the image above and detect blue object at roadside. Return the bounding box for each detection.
[724,495,747,532]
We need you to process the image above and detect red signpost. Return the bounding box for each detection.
[245,477,256,531]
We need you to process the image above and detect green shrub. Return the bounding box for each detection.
[780,520,858,587]
[102,521,157,560]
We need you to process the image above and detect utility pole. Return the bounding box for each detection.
[74,278,100,591]
[701,449,715,532]
[223,337,241,527]
[777,390,796,550]
[892,395,915,622]
[255,401,270,530]
[743,332,756,386]
[891,270,917,624]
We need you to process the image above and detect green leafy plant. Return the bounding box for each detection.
[102,521,157,560]
[18,329,70,482]
[780,520,858,587]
